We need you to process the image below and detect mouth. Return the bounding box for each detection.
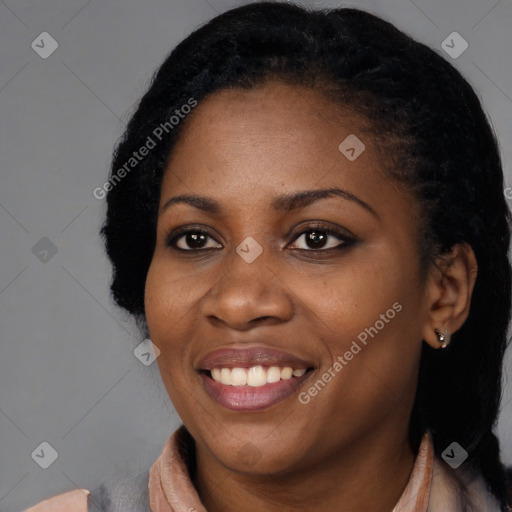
[197,346,316,411]
[205,365,312,385]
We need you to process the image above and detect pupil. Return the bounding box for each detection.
[307,231,326,248]
[188,232,206,248]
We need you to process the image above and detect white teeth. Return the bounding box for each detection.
[220,368,231,385]
[247,365,267,386]
[209,365,309,386]
[266,366,281,383]
[231,367,247,386]
[281,367,293,380]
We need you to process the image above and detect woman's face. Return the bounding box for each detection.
[145,82,431,475]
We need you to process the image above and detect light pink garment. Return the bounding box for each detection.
[392,430,432,512]
[148,427,433,512]
[25,427,505,511]
[24,488,90,512]
[148,427,206,512]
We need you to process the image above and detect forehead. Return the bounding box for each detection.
[178,82,369,143]
[162,82,379,192]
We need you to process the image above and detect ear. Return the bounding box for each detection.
[421,242,478,350]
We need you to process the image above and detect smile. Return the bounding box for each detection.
[210,365,307,386]
[197,346,316,411]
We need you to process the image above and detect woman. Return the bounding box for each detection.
[26,2,512,511]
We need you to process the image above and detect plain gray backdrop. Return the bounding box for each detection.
[1,0,511,510]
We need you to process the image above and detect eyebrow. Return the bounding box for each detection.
[160,188,377,217]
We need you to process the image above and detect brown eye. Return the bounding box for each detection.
[288,227,352,251]
[167,229,222,251]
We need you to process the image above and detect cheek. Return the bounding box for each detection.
[144,259,191,379]
[302,316,421,451]
[144,260,197,412]
[144,262,171,341]
[144,257,218,395]
[144,257,201,337]
[302,252,423,410]
[305,248,409,329]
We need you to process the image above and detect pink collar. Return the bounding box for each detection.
[149,426,434,512]
[392,430,433,512]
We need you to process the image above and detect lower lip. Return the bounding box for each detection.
[200,371,312,411]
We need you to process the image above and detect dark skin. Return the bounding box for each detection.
[144,81,477,512]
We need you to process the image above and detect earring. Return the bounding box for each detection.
[434,328,451,349]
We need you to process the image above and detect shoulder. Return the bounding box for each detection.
[23,471,150,512]
[24,489,90,512]
[87,470,150,512]
[428,454,502,512]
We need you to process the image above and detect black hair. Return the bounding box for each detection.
[101,2,512,508]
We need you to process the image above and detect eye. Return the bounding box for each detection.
[167,228,222,251]
[288,225,352,251]
[166,223,354,253]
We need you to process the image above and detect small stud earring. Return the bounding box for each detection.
[434,328,451,349]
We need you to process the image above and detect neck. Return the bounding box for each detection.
[193,421,418,512]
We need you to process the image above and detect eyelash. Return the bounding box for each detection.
[165,222,355,254]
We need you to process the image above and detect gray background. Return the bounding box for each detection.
[1,0,511,510]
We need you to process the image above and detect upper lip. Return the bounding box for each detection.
[197,345,314,371]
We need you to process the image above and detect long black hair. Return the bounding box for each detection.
[101,2,512,508]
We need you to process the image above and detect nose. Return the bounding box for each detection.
[200,247,294,331]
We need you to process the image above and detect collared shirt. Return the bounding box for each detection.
[25,426,505,511]
[148,426,502,511]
